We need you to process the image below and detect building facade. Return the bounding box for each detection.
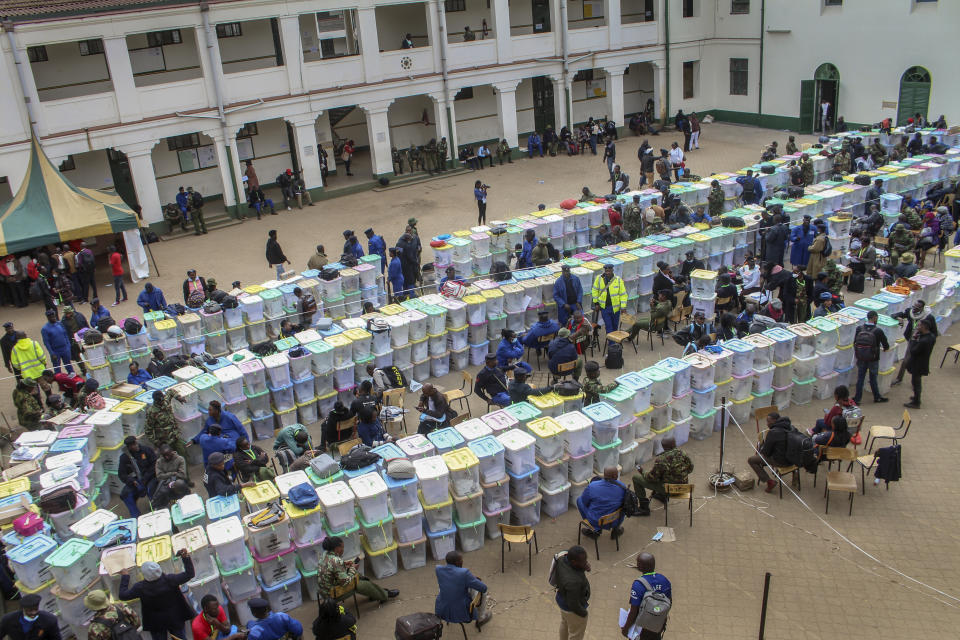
[0,0,954,227]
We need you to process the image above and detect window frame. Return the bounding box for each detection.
[166,133,201,152]
[27,45,48,63]
[729,58,749,96]
[78,39,104,56]
[146,29,182,47]
[730,0,750,14]
[683,0,695,18]
[216,23,243,38]
[445,0,466,11]
[823,0,842,5]
[454,87,474,101]
[682,61,696,99]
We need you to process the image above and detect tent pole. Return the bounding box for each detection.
[144,237,161,277]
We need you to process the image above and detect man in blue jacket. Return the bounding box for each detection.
[789,214,816,268]
[246,598,303,640]
[206,400,249,445]
[435,551,492,630]
[522,309,560,350]
[518,230,536,268]
[387,248,406,301]
[576,466,627,539]
[736,169,762,205]
[364,228,387,272]
[41,309,73,373]
[495,329,532,375]
[553,265,583,326]
[192,424,235,466]
[342,231,364,260]
[137,283,167,312]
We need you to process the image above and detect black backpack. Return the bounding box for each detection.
[822,236,833,256]
[96,316,115,333]
[94,611,140,640]
[340,445,381,470]
[395,613,443,640]
[79,250,95,272]
[784,428,817,472]
[853,326,880,362]
[605,342,624,369]
[847,272,865,293]
[122,318,142,335]
[621,487,643,517]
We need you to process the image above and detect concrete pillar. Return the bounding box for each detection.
[288,114,324,190]
[430,94,450,166]
[605,0,621,49]
[279,15,304,95]
[490,0,513,63]
[550,74,568,130]
[122,143,162,225]
[1,34,41,136]
[426,0,442,70]
[193,26,219,109]
[102,36,140,123]
[205,130,238,209]
[357,8,382,83]
[605,67,625,127]
[362,101,394,177]
[652,61,665,122]
[226,135,247,208]
[494,80,520,147]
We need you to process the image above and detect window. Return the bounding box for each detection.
[731,0,750,14]
[237,123,259,138]
[573,69,594,82]
[729,58,748,95]
[682,61,696,99]
[454,87,473,101]
[824,0,842,5]
[166,133,201,151]
[445,0,466,11]
[27,46,47,63]
[146,30,182,47]
[78,39,104,55]
[216,23,242,38]
[683,0,694,17]
[58,156,76,172]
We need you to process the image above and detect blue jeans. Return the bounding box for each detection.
[490,392,510,407]
[854,361,881,402]
[589,135,598,155]
[600,308,620,334]
[812,418,827,434]
[113,275,127,303]
[121,479,157,518]
[50,350,73,374]
[275,264,284,279]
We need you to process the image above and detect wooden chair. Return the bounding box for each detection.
[577,509,623,560]
[938,343,960,368]
[663,483,695,527]
[381,388,408,437]
[498,523,539,575]
[754,405,778,437]
[852,450,888,495]
[867,409,911,452]
[714,296,734,319]
[812,446,857,487]
[528,333,556,369]
[444,370,474,416]
[324,573,361,618]
[329,417,359,455]
[603,313,638,355]
[553,359,579,383]
[647,316,667,351]
[668,291,688,330]
[758,428,801,498]
[824,456,858,516]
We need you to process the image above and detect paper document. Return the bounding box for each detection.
[618,609,641,640]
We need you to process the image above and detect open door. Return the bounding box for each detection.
[532,77,555,133]
[532,0,551,33]
[798,79,815,135]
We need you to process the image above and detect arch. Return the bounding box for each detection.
[897,66,931,126]
[814,63,840,82]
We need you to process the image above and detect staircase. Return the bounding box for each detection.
[328,106,356,127]
[372,166,471,192]
[161,207,244,239]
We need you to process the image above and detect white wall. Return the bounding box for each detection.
[126,29,203,87]
[61,150,114,190]
[571,70,611,125]
[217,18,279,73]
[388,96,440,148]
[624,62,653,116]
[453,85,500,143]
[375,3,430,50]
[509,0,538,35]
[30,41,112,100]
[517,79,535,135]
[332,108,371,147]
[153,136,221,201]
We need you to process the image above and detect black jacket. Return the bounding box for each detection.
[680,259,705,278]
[0,610,61,640]
[204,466,239,497]
[118,446,157,487]
[474,366,508,402]
[119,556,195,632]
[1,332,17,369]
[905,331,936,376]
[652,272,678,305]
[265,238,287,265]
[759,417,793,466]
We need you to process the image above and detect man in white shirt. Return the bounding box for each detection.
[477,144,493,169]
[738,255,762,295]
[820,99,830,133]
[668,142,685,180]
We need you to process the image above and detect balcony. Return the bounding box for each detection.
[568,26,609,54]
[511,33,556,60]
[380,47,435,77]
[222,66,290,104]
[621,21,658,47]
[40,92,120,133]
[137,77,210,118]
[302,55,365,90]
[447,39,498,70]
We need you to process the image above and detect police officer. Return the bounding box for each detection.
[496,139,512,165]
[437,137,448,172]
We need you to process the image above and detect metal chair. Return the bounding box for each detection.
[939,343,960,368]
[324,573,361,618]
[444,370,474,416]
[824,451,858,516]
[663,483,695,527]
[603,312,638,355]
[497,523,539,575]
[577,509,622,560]
[528,333,556,368]
[647,316,667,351]
[866,409,911,452]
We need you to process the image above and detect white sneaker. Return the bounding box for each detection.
[286,207,291,211]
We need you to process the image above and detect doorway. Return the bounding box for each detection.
[532,0,551,33]
[896,66,931,126]
[532,76,555,133]
[799,63,839,134]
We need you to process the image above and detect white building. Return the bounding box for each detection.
[0,0,953,228]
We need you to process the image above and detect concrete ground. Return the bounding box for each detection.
[5,122,960,638]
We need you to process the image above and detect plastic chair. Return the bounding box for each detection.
[577,509,622,560]
[497,523,539,575]
[867,409,911,452]
[663,483,695,527]
[444,371,474,416]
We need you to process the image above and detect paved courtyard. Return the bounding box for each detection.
[3,122,960,638]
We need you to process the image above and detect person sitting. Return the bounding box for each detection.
[435,550,492,630]
[474,354,510,407]
[735,302,756,336]
[547,328,581,381]
[748,412,794,493]
[246,598,303,640]
[234,436,275,483]
[522,309,561,353]
[0,595,60,640]
[632,436,693,513]
[204,452,253,497]
[192,424,235,466]
[192,595,245,640]
[812,291,840,317]
[682,335,713,356]
[507,370,553,405]
[715,274,739,313]
[152,444,191,508]
[576,467,627,539]
[312,598,357,640]
[581,360,617,406]
[627,290,673,341]
[496,329,532,375]
[679,251,705,279]
[356,406,391,447]
[136,283,167,313]
[686,311,715,343]
[579,187,596,202]
[717,312,737,341]
[810,384,858,435]
[417,383,455,434]
[318,536,399,603]
[813,416,851,449]
[274,424,312,467]
[349,380,379,417]
[366,363,406,398]
[127,361,152,387]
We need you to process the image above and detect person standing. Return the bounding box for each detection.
[13,378,42,431]
[307,245,329,271]
[689,112,701,150]
[591,264,627,334]
[145,390,189,465]
[903,316,936,409]
[266,230,290,279]
[554,546,591,640]
[387,247,406,301]
[789,215,816,268]
[553,264,584,326]
[365,228,387,272]
[75,242,98,303]
[621,553,672,640]
[118,551,195,640]
[853,310,890,405]
[0,593,61,640]
[819,99,830,133]
[680,115,692,152]
[602,138,616,179]
[668,142,685,180]
[341,140,355,176]
[187,187,208,234]
[41,309,72,374]
[435,550,492,630]
[475,181,488,226]
[136,283,167,313]
[244,160,260,191]
[118,435,157,517]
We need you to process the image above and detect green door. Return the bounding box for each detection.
[798,80,816,134]
[896,67,931,126]
[532,77,555,133]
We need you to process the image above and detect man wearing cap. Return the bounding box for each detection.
[176,186,191,226]
[522,308,561,351]
[813,291,840,318]
[342,231,365,261]
[205,451,254,497]
[118,435,157,517]
[13,378,42,431]
[889,223,915,266]
[548,327,581,380]
[0,592,60,640]
[365,228,387,272]
[40,309,73,374]
[623,195,644,239]
[182,269,208,304]
[84,590,140,640]
[679,250,705,279]
[789,215,816,268]
[136,282,167,313]
[9,330,45,384]
[247,598,303,640]
[187,186,207,234]
[60,306,89,375]
[592,264,628,334]
[119,549,195,640]
[553,265,584,327]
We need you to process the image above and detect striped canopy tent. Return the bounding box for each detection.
[0,136,140,255]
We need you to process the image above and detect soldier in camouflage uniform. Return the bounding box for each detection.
[391,147,403,175]
[496,139,512,165]
[437,137,448,172]
[85,590,141,640]
[800,153,815,186]
[785,135,798,155]
[900,205,922,230]
[708,180,725,219]
[145,389,189,474]
[582,360,618,405]
[890,136,909,162]
[869,140,888,166]
[41,394,67,421]
[407,144,421,172]
[13,378,42,430]
[824,259,844,296]
[632,435,693,511]
[318,537,397,602]
[833,143,851,176]
[424,138,438,175]
[627,290,673,340]
[889,223,916,265]
[622,195,644,239]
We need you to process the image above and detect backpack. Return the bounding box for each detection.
[605,342,624,369]
[83,329,103,345]
[386,457,416,480]
[122,317,142,335]
[382,365,407,389]
[95,611,140,640]
[38,485,78,514]
[656,158,670,177]
[847,272,865,294]
[621,487,642,517]
[321,267,339,282]
[853,325,880,362]
[394,613,443,640]
[784,428,817,471]
[548,551,567,588]
[79,250,95,272]
[822,236,833,256]
[96,316,116,333]
[635,576,672,633]
[555,379,582,397]
[287,483,319,509]
[339,445,381,470]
